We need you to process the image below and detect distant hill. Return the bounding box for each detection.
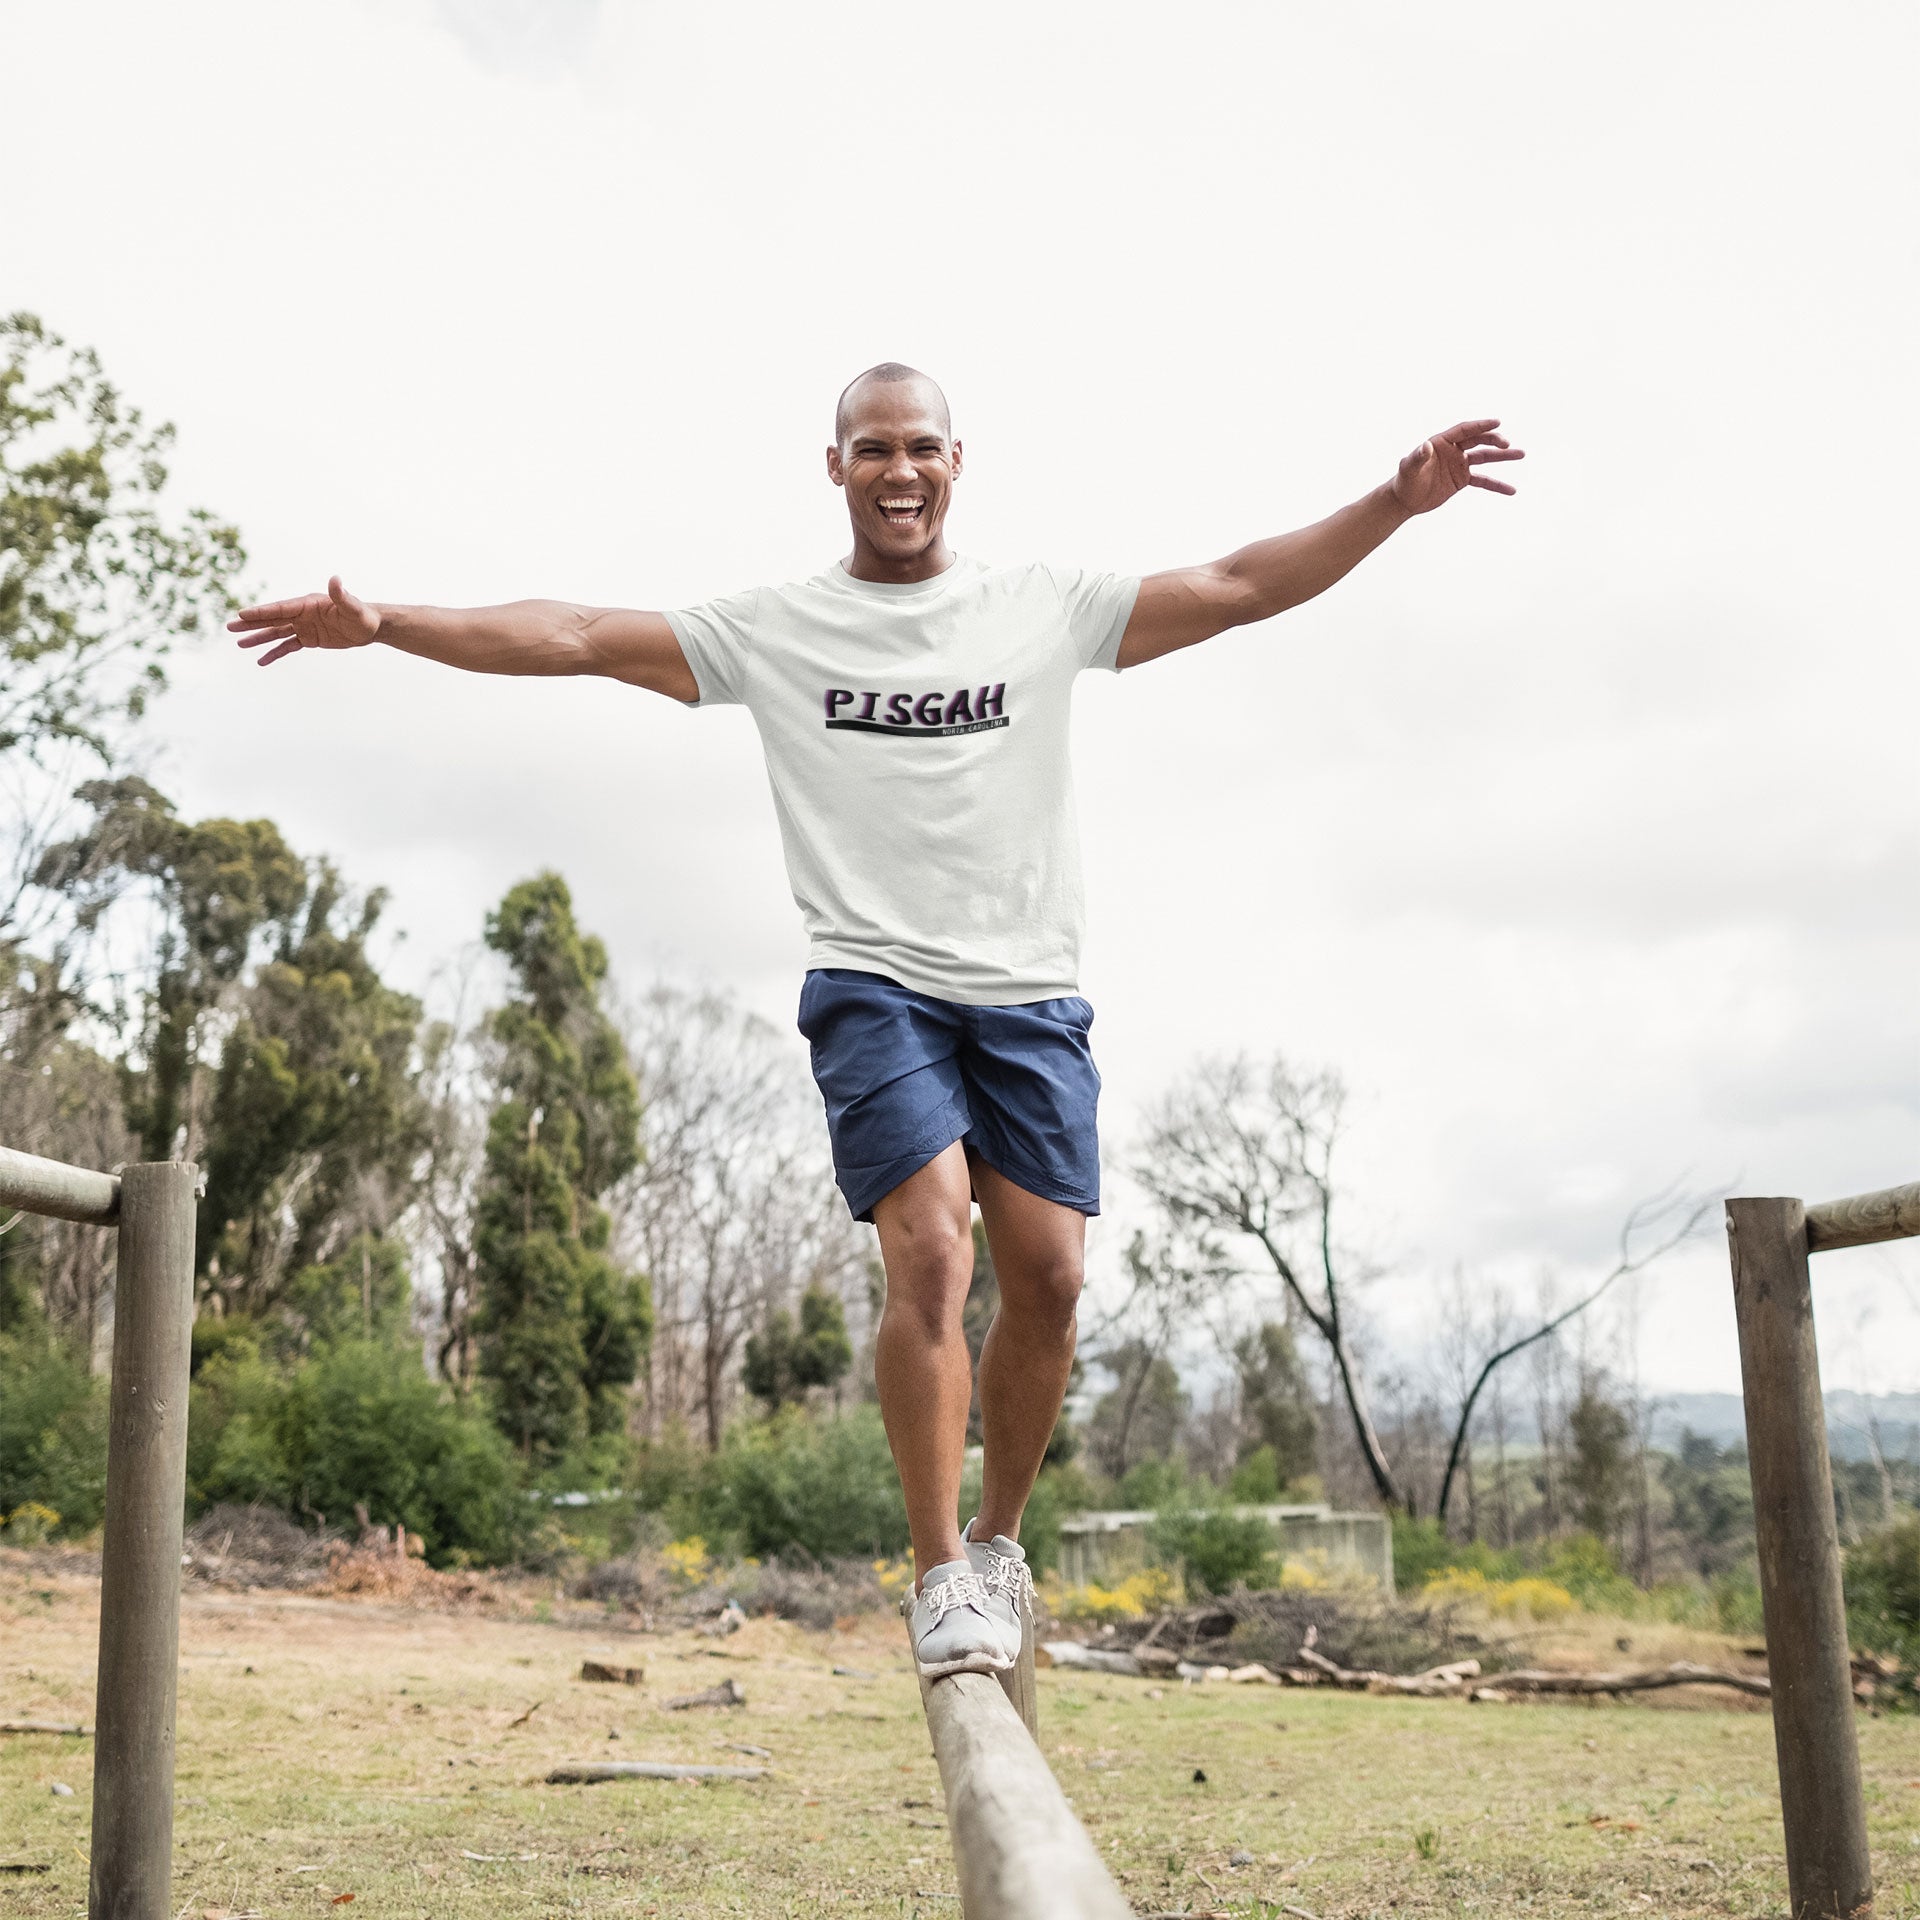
[1649,1390,1920,1462]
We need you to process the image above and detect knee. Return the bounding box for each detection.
[883,1207,973,1340]
[1005,1249,1084,1340]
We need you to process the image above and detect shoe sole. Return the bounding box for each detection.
[915,1647,1017,1679]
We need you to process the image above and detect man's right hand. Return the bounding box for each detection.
[230,575,381,665]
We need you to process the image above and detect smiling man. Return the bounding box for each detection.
[232,363,1521,1677]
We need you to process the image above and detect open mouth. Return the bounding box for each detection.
[876,495,927,528]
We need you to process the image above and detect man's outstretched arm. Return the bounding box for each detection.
[1115,419,1523,670]
[229,577,699,703]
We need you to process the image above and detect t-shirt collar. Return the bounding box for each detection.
[827,554,974,599]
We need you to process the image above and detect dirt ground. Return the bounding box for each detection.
[6,1561,1920,1919]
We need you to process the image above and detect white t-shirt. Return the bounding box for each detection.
[666,554,1139,1006]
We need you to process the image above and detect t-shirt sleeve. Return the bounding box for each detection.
[662,586,760,706]
[1045,565,1141,674]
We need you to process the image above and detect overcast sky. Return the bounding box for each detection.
[9,0,1916,1397]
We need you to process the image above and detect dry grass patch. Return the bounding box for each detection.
[6,1563,1920,1917]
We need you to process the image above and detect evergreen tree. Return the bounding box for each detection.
[472,873,650,1468]
[741,1283,854,1412]
[1232,1320,1319,1485]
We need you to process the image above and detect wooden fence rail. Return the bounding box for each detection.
[1728,1176,1919,1920]
[0,1147,199,1920]
[911,1591,1130,1918]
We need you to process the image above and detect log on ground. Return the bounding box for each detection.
[546,1760,769,1783]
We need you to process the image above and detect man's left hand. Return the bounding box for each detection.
[1391,419,1525,514]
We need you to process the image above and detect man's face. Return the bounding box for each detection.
[826,380,962,566]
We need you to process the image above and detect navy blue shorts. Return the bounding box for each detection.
[797,968,1102,1224]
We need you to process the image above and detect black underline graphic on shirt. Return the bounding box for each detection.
[825,716,1011,738]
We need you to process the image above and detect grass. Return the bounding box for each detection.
[6,1560,1920,1918]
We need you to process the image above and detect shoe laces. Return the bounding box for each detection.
[916,1567,992,1627]
[977,1550,1032,1608]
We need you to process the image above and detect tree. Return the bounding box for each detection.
[1133,1056,1405,1508]
[472,874,651,1469]
[1085,1339,1189,1480]
[1232,1320,1319,1485]
[1430,1187,1715,1528]
[741,1283,854,1412]
[1567,1375,1634,1543]
[0,314,244,986]
[615,983,861,1449]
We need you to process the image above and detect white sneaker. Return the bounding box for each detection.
[906,1560,1018,1678]
[961,1516,1033,1654]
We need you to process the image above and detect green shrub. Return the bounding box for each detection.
[1114,1456,1191,1510]
[189,1340,523,1564]
[1541,1533,1640,1612]
[1391,1515,1524,1592]
[701,1406,909,1560]
[1150,1506,1279,1594]
[0,1329,110,1534]
[1846,1515,1920,1663]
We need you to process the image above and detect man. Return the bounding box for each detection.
[232,364,1521,1676]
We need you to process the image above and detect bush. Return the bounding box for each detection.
[1391,1515,1524,1591]
[1423,1567,1576,1621]
[701,1406,909,1560]
[0,1328,109,1535]
[1847,1515,1920,1663]
[1541,1533,1640,1612]
[1150,1506,1279,1594]
[189,1340,523,1564]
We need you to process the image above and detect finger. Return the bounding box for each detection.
[235,627,298,649]
[256,637,306,665]
[1438,418,1501,445]
[228,597,319,628]
[1466,474,1518,495]
[1466,448,1526,464]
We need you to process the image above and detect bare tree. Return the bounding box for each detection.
[1133,1055,1407,1508]
[1431,1186,1716,1528]
[613,985,863,1449]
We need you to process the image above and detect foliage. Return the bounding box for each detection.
[1086,1338,1189,1479]
[1150,1504,1281,1595]
[1846,1515,1920,1666]
[1659,1430,1756,1579]
[473,873,650,1467]
[0,1323,108,1534]
[1565,1381,1633,1542]
[186,1338,523,1564]
[1050,1566,1183,1623]
[699,1405,908,1561]
[1232,1320,1319,1483]
[741,1282,853,1411]
[0,312,244,780]
[1422,1566,1577,1620]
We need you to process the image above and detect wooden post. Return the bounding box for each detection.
[1727,1197,1873,1920]
[995,1581,1039,1737]
[90,1163,198,1920]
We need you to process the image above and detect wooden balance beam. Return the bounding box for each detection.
[910,1591,1132,1920]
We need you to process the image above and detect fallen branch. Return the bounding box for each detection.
[1296,1642,1482,1696]
[1471,1662,1771,1701]
[1037,1642,1143,1677]
[0,1721,90,1736]
[547,1760,768,1783]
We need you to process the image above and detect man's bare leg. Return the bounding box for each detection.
[871,1142,976,1583]
[969,1157,1086,1544]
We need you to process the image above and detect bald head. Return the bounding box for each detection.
[834,362,951,448]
